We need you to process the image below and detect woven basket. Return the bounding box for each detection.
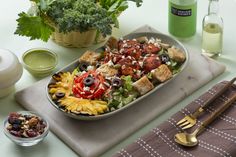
[51,29,107,48]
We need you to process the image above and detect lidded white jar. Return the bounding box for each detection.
[0,49,23,97]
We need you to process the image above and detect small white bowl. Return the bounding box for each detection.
[3,111,49,146]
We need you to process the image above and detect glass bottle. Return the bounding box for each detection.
[168,0,197,40]
[202,0,223,57]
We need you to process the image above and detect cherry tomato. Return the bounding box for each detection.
[143,43,161,54]
[143,55,161,73]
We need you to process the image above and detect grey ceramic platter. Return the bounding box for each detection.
[46,32,189,120]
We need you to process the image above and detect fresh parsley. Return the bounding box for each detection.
[15,12,54,41]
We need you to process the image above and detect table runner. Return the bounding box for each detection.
[114,81,236,157]
[14,25,226,157]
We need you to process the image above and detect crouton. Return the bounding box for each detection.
[133,76,154,95]
[79,51,101,65]
[152,64,172,82]
[96,63,118,77]
[159,42,171,49]
[106,36,118,49]
[167,47,186,62]
[136,36,148,43]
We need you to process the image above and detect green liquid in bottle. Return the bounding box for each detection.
[202,23,223,57]
[168,1,197,39]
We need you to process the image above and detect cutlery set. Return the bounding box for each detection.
[174,77,236,147]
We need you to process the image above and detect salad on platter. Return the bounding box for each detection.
[48,35,186,117]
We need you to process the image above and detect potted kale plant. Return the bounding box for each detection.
[15,0,143,47]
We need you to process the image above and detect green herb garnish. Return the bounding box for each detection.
[15,0,143,42]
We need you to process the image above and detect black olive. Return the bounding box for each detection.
[52,73,62,81]
[83,76,95,86]
[78,62,89,71]
[48,83,56,88]
[112,78,122,88]
[160,54,170,64]
[55,92,65,99]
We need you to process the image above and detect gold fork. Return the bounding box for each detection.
[177,77,236,130]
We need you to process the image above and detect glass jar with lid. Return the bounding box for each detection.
[202,0,223,57]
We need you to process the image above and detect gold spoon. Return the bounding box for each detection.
[174,93,236,147]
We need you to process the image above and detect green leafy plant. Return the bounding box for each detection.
[95,0,143,27]
[15,0,143,42]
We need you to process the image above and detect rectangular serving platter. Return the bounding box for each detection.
[46,32,189,120]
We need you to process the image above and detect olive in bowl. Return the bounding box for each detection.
[3,111,49,146]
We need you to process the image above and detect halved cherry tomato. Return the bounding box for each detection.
[143,43,161,54]
[143,55,161,73]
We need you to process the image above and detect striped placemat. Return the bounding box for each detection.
[114,81,236,157]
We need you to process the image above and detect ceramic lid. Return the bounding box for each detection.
[0,49,23,89]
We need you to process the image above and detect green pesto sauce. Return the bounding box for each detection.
[23,50,56,69]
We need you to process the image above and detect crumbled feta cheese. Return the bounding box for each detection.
[113,57,117,63]
[119,48,124,53]
[123,43,128,48]
[139,61,144,67]
[148,37,155,44]
[121,65,126,69]
[87,65,94,71]
[104,82,110,87]
[98,83,105,90]
[154,42,160,47]
[132,60,137,64]
[166,61,171,65]
[105,47,110,52]
[107,60,114,66]
[136,70,141,76]
[83,86,90,92]
[105,76,112,80]
[81,71,87,75]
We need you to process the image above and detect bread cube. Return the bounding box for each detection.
[96,63,118,77]
[136,36,148,43]
[79,51,101,65]
[133,76,154,95]
[167,47,186,62]
[106,36,118,49]
[152,64,172,83]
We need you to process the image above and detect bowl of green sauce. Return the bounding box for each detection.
[22,48,58,77]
